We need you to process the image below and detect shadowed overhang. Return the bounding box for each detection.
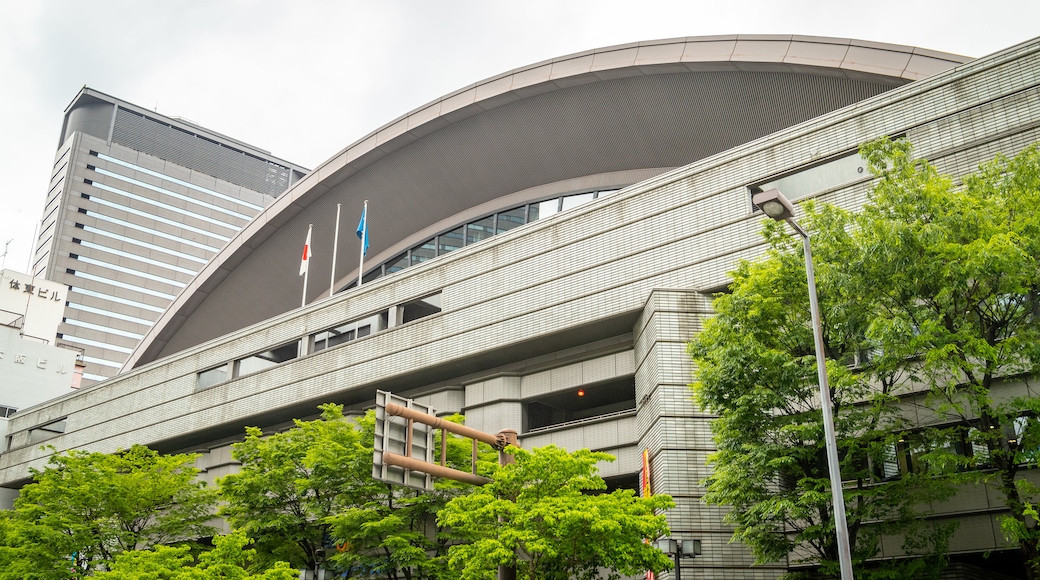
[126,34,968,370]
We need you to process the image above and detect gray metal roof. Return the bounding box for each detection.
[127,35,968,369]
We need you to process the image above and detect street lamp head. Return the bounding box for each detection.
[655,538,678,554]
[752,189,795,221]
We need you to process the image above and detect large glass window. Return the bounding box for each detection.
[466,216,495,245]
[331,186,632,295]
[496,206,527,234]
[438,227,464,255]
[362,269,382,284]
[410,240,436,266]
[387,254,409,274]
[235,342,300,376]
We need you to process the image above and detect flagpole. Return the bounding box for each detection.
[358,200,368,287]
[302,224,312,308]
[330,204,341,298]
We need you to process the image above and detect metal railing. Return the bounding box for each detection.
[524,407,637,434]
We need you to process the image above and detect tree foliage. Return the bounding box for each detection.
[92,530,297,580]
[691,138,1040,577]
[438,445,674,580]
[0,445,216,579]
[325,414,497,580]
[219,404,378,574]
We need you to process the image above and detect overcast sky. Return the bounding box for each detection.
[1,0,1037,273]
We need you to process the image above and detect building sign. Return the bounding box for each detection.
[0,269,65,343]
[6,278,63,301]
[0,326,78,410]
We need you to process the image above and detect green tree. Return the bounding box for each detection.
[219,404,378,574]
[92,530,297,580]
[326,416,497,580]
[690,138,1040,577]
[437,445,673,580]
[833,139,1040,577]
[0,445,216,579]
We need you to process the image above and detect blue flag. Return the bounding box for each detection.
[356,206,369,256]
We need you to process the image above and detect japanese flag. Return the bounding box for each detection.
[299,227,313,276]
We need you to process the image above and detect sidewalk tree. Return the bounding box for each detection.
[0,445,216,579]
[690,138,1040,577]
[219,404,378,574]
[438,445,673,580]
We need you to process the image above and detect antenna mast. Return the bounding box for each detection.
[0,238,12,271]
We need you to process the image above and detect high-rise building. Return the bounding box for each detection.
[32,88,307,385]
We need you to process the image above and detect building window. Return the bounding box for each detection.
[438,227,464,255]
[466,216,495,245]
[234,342,300,377]
[496,206,527,234]
[311,312,388,353]
[398,292,442,325]
[387,253,409,274]
[28,418,67,445]
[197,364,230,390]
[750,151,868,205]
[410,240,436,266]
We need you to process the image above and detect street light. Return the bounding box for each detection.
[655,537,701,580]
[751,189,854,580]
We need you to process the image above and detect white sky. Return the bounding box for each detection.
[1,0,1037,273]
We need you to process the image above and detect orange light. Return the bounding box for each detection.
[577,389,585,397]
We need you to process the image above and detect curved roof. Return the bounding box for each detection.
[127,34,968,369]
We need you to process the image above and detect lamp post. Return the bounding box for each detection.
[654,538,701,580]
[750,189,854,580]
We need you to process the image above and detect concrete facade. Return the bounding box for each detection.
[3,35,1039,578]
[32,88,307,385]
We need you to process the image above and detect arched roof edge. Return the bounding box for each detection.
[124,34,970,371]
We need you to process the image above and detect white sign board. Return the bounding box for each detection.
[0,269,64,344]
[0,325,78,410]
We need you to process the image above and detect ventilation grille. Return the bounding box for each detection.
[112,108,292,198]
